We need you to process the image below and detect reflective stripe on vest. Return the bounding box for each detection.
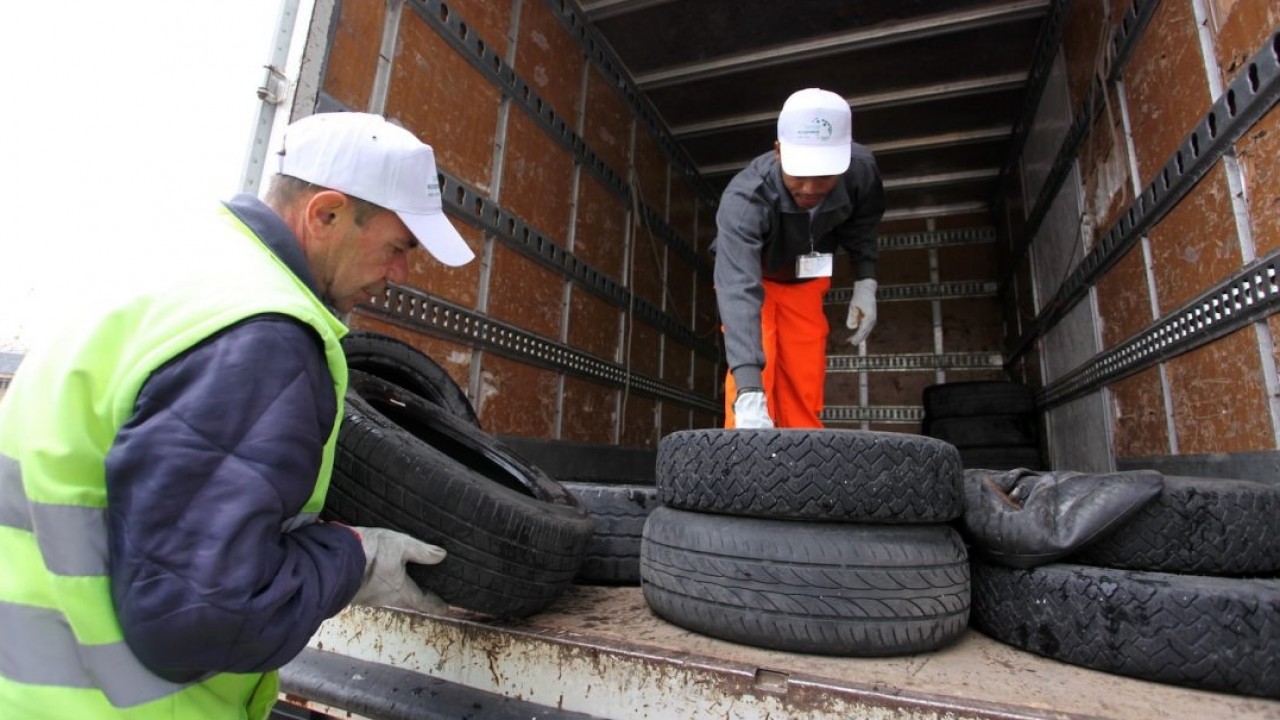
[0,601,195,707]
[0,456,107,577]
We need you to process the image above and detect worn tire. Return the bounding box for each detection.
[1071,475,1280,576]
[326,372,592,617]
[562,482,657,585]
[971,559,1280,698]
[657,429,962,522]
[924,414,1036,448]
[922,381,1035,419]
[641,507,970,656]
[342,330,479,427]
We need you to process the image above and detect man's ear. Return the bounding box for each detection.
[773,140,782,163]
[304,190,349,233]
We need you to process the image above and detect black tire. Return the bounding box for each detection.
[1071,475,1280,576]
[342,330,479,427]
[640,507,970,656]
[970,559,1280,698]
[958,446,1043,471]
[656,429,962,522]
[924,414,1036,448]
[327,372,593,617]
[562,482,658,585]
[922,381,1035,419]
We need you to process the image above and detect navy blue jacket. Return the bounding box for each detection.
[104,194,364,683]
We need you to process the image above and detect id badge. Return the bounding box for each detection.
[795,252,833,278]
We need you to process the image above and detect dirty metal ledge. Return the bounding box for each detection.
[306,586,1279,720]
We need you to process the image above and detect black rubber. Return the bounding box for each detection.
[656,429,963,522]
[924,414,1036,448]
[971,559,1280,698]
[1071,475,1280,575]
[958,446,1043,471]
[342,330,479,427]
[641,506,970,656]
[326,372,592,617]
[922,381,1035,419]
[562,482,657,585]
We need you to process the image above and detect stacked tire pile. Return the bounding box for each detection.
[323,331,593,618]
[922,381,1041,470]
[640,428,970,656]
[970,474,1280,698]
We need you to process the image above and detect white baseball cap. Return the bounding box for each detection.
[776,88,853,177]
[278,112,475,266]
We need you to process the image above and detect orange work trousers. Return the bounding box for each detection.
[724,276,830,429]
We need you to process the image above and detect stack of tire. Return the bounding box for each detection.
[640,428,970,656]
[970,474,1280,698]
[922,381,1041,470]
[322,331,593,618]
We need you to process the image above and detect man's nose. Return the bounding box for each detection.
[387,253,409,284]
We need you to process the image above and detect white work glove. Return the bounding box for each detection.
[733,389,774,429]
[348,526,448,613]
[846,279,878,346]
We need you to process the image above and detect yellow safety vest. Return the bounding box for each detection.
[0,205,348,719]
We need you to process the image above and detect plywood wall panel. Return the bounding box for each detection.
[1060,0,1108,109]
[1147,164,1242,313]
[876,248,930,284]
[1237,104,1280,257]
[405,223,483,309]
[620,395,658,447]
[669,176,697,249]
[695,281,718,337]
[942,298,1003,352]
[692,410,717,430]
[867,301,933,354]
[868,371,933,408]
[694,356,720,399]
[560,376,616,444]
[567,286,620,361]
[582,67,632,181]
[1110,366,1170,458]
[1166,326,1273,453]
[1209,0,1279,87]
[626,321,662,379]
[1120,0,1211,187]
[938,244,996,281]
[487,245,564,339]
[348,314,473,398]
[1095,243,1152,349]
[660,404,691,440]
[823,372,859,409]
[476,352,557,437]
[1082,88,1135,237]
[322,0,384,111]
[501,110,573,242]
[663,340,692,388]
[514,0,584,126]
[573,175,627,276]
[633,131,668,214]
[387,10,500,187]
[630,228,666,310]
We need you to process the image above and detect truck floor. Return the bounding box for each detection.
[298,584,1279,720]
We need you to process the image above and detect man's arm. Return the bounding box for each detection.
[713,183,772,390]
[836,151,886,280]
[105,316,364,683]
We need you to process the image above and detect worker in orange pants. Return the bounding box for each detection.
[723,277,831,428]
[714,88,885,429]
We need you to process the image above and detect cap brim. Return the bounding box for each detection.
[398,210,475,267]
[778,141,852,177]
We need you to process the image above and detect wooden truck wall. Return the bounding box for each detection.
[999,0,1280,476]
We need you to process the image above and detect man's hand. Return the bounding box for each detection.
[846,279,878,346]
[733,389,774,429]
[348,526,447,613]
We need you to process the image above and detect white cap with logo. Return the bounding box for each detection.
[278,112,475,267]
[776,88,853,177]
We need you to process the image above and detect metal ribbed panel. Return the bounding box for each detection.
[365,284,720,413]
[878,227,996,250]
[821,405,924,424]
[827,353,1003,372]
[826,281,997,304]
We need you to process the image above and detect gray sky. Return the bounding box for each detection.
[0,2,284,351]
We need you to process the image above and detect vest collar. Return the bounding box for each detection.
[223,194,321,299]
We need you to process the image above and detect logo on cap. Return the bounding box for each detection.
[794,118,834,142]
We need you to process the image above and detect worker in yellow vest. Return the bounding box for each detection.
[0,112,476,719]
